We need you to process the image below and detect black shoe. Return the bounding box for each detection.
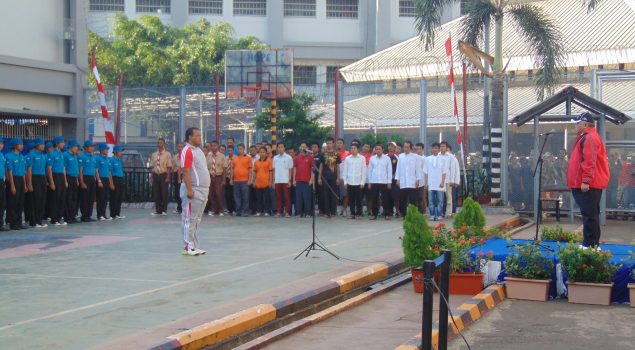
[0,227,9,232]
[10,225,20,230]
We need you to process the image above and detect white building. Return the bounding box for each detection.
[87,0,463,85]
[0,0,88,141]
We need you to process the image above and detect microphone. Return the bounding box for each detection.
[540,129,557,136]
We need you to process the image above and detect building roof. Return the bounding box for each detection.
[340,0,635,83]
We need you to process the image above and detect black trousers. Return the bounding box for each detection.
[225,178,235,213]
[400,187,418,216]
[572,188,603,247]
[370,183,389,218]
[30,175,47,226]
[255,187,271,214]
[109,177,124,218]
[96,177,110,218]
[172,172,181,212]
[249,185,257,214]
[80,175,96,220]
[65,176,78,223]
[7,176,25,227]
[347,185,363,216]
[321,178,338,215]
[152,173,168,214]
[50,173,66,223]
[0,181,5,226]
[390,180,400,216]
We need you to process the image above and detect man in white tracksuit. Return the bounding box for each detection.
[180,127,211,256]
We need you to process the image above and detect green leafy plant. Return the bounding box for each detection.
[453,197,486,231]
[431,223,491,273]
[541,225,582,242]
[557,242,618,284]
[402,205,436,268]
[504,242,555,280]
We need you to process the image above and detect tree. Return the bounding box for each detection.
[88,14,266,87]
[254,94,332,150]
[415,0,570,203]
[359,133,404,147]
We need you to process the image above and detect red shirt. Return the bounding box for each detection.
[567,128,610,190]
[338,150,350,162]
[293,154,315,182]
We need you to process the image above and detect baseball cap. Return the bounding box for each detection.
[571,112,596,123]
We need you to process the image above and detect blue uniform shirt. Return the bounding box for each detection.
[110,156,124,178]
[96,154,111,179]
[0,152,5,180]
[6,151,26,177]
[28,150,47,175]
[79,153,96,176]
[47,149,65,174]
[64,151,79,177]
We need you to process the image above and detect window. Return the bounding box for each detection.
[326,66,342,84]
[136,0,171,13]
[326,0,358,19]
[294,66,317,85]
[284,0,316,17]
[189,0,222,15]
[233,0,267,16]
[87,119,95,137]
[89,0,125,12]
[399,1,416,17]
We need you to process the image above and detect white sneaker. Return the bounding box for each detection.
[194,248,206,255]
[208,212,213,216]
[173,210,180,214]
[151,212,161,216]
[116,215,126,219]
[161,212,167,216]
[61,221,68,225]
[264,213,270,217]
[105,217,113,221]
[98,217,106,221]
[255,213,261,217]
[53,222,63,226]
[35,224,46,228]
[182,248,199,256]
[218,213,224,217]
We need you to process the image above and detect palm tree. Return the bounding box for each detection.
[415,0,569,203]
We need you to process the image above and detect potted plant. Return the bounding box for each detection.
[558,242,618,305]
[504,242,555,301]
[453,197,486,232]
[402,204,436,293]
[540,225,582,242]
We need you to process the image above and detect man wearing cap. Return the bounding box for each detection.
[109,145,125,219]
[64,140,80,224]
[27,138,48,228]
[47,136,68,226]
[568,112,610,248]
[79,140,97,222]
[150,138,172,216]
[0,139,7,230]
[6,138,28,230]
[96,143,115,220]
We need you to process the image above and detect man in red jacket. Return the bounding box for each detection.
[567,112,610,247]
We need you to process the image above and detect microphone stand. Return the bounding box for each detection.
[294,163,339,260]
[532,133,554,251]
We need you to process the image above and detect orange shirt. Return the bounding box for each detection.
[253,158,273,189]
[232,155,252,182]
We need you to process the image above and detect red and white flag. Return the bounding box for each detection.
[445,36,468,185]
[91,49,116,147]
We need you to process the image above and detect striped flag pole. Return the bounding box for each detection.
[91,49,116,150]
[445,36,469,188]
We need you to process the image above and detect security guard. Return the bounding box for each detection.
[64,140,80,224]
[26,138,48,228]
[79,140,97,222]
[6,138,27,230]
[47,136,67,226]
[109,145,125,219]
[95,143,114,220]
[0,139,7,231]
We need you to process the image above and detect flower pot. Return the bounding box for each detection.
[477,195,491,205]
[449,273,484,295]
[504,277,551,301]
[567,282,613,306]
[628,284,635,307]
[411,268,440,294]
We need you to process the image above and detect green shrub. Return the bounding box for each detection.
[540,225,582,242]
[504,242,555,280]
[402,205,435,268]
[453,197,486,231]
[557,242,618,284]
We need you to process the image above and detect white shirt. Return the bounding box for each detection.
[424,154,448,191]
[368,154,392,184]
[273,153,293,184]
[442,152,461,185]
[395,152,423,189]
[343,154,366,186]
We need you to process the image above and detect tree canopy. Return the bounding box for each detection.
[88,14,266,87]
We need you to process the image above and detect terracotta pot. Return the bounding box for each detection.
[449,273,484,295]
[628,284,635,308]
[567,282,613,306]
[504,277,551,301]
[477,195,491,204]
[411,268,440,294]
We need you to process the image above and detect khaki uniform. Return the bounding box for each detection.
[150,150,172,214]
[206,151,227,215]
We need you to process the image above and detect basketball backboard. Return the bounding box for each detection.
[225,49,294,100]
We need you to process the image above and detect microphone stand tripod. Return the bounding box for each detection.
[294,164,339,260]
[532,133,554,252]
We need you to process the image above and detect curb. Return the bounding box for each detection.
[150,258,405,350]
[486,214,523,232]
[394,284,507,350]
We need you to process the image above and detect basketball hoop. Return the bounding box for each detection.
[242,86,261,108]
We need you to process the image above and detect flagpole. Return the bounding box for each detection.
[445,36,469,190]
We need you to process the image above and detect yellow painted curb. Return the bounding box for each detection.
[458,303,481,321]
[473,293,495,309]
[331,263,389,293]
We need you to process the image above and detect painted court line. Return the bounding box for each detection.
[0,235,141,259]
[0,228,397,331]
[0,273,178,284]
